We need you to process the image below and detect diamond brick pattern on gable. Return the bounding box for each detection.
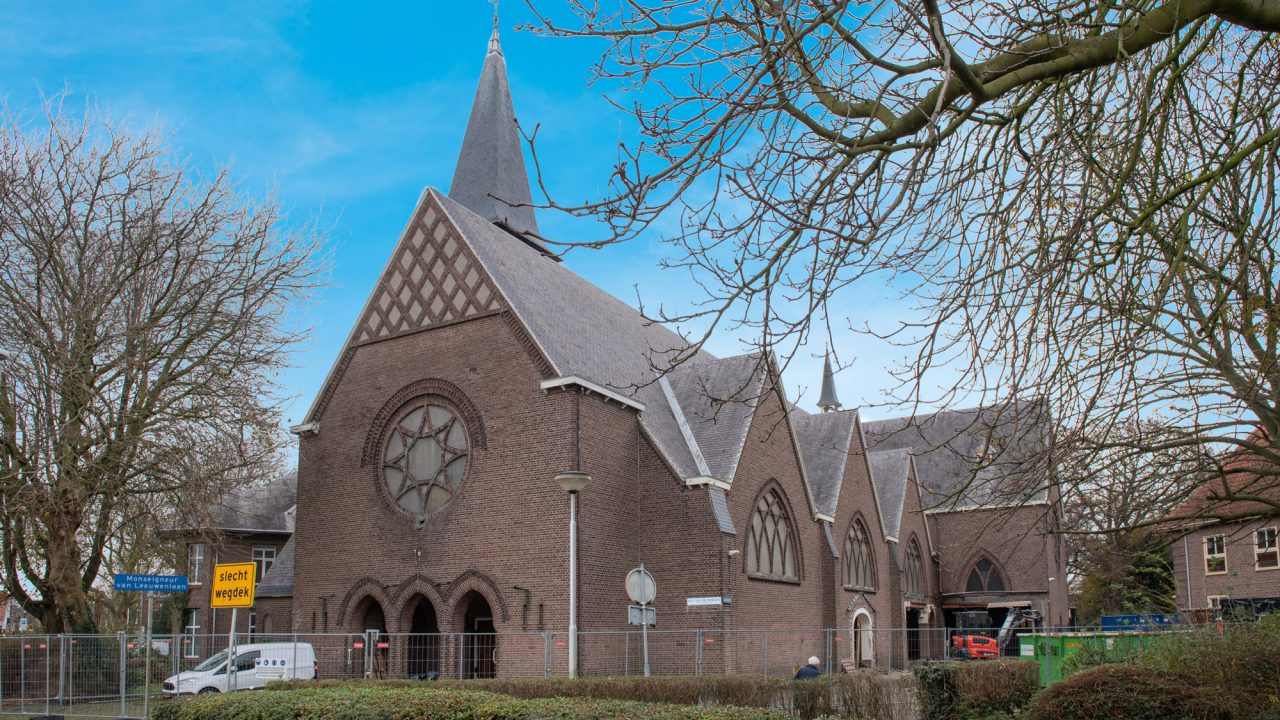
[354,203,503,345]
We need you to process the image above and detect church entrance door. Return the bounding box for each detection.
[406,597,440,679]
[461,593,496,678]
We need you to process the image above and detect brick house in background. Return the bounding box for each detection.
[1167,434,1280,615]
[178,471,294,658]
[249,28,1068,677]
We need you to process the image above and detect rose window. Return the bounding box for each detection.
[382,403,469,515]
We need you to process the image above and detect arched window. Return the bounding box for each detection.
[843,519,877,591]
[746,488,799,581]
[904,537,925,597]
[965,558,1007,592]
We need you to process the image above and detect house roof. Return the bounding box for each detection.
[213,471,296,534]
[793,409,859,517]
[867,449,911,540]
[862,400,1050,510]
[1166,431,1280,523]
[448,27,545,251]
[255,537,295,598]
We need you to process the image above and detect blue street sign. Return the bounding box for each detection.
[113,574,189,593]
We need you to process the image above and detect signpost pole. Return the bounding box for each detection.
[640,563,651,678]
[143,592,154,719]
[228,608,238,693]
[641,598,650,678]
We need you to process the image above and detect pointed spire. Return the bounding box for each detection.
[817,350,842,412]
[449,23,547,252]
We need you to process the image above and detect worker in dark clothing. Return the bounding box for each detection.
[793,655,822,679]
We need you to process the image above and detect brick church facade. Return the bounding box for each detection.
[185,28,1068,677]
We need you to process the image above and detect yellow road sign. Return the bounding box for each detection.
[210,562,256,608]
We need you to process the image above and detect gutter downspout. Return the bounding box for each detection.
[1183,536,1193,610]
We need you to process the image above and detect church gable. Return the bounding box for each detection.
[353,199,505,345]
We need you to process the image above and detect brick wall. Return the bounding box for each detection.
[1171,519,1280,610]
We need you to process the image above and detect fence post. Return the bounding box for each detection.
[56,634,67,706]
[118,631,127,718]
[763,629,769,676]
[457,634,464,680]
[20,634,26,714]
[694,629,703,676]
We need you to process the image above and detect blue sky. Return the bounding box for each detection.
[0,1,922,428]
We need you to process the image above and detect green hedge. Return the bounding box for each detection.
[1026,664,1229,720]
[915,660,1039,720]
[152,685,792,720]
[263,674,920,720]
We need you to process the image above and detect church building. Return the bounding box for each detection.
[217,28,1069,678]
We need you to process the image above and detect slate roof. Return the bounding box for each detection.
[436,190,738,483]
[256,537,295,598]
[863,401,1050,510]
[448,28,546,251]
[793,409,859,517]
[215,471,296,534]
[867,449,911,540]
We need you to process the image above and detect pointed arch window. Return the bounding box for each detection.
[904,537,926,597]
[843,519,877,591]
[746,488,800,582]
[965,558,1007,593]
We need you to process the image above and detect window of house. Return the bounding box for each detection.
[1204,535,1227,574]
[1207,595,1228,610]
[1256,527,1279,569]
[383,402,469,516]
[252,546,276,581]
[188,543,205,585]
[842,519,876,591]
[746,488,799,581]
[965,558,1007,592]
[904,538,925,597]
[248,610,257,641]
[183,609,201,658]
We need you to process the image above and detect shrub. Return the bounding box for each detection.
[1137,618,1280,701]
[1026,664,1229,720]
[916,660,1039,719]
[152,684,793,720]
[953,660,1039,714]
[264,674,921,720]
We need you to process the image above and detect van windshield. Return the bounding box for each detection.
[192,651,227,673]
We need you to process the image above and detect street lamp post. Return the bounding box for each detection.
[555,470,590,678]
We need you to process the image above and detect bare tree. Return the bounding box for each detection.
[0,101,322,632]
[526,1,1280,520]
[1057,421,1202,618]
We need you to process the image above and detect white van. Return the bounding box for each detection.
[162,642,316,695]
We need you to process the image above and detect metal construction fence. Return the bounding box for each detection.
[0,623,1208,718]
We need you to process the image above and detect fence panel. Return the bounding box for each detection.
[6,623,1217,716]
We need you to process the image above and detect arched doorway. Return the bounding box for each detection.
[459,592,496,678]
[405,596,440,679]
[355,598,388,678]
[853,611,874,668]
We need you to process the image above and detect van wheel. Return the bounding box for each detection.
[198,687,220,694]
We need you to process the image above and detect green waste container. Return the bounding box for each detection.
[1018,631,1165,686]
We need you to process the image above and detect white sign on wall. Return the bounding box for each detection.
[686,596,731,607]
